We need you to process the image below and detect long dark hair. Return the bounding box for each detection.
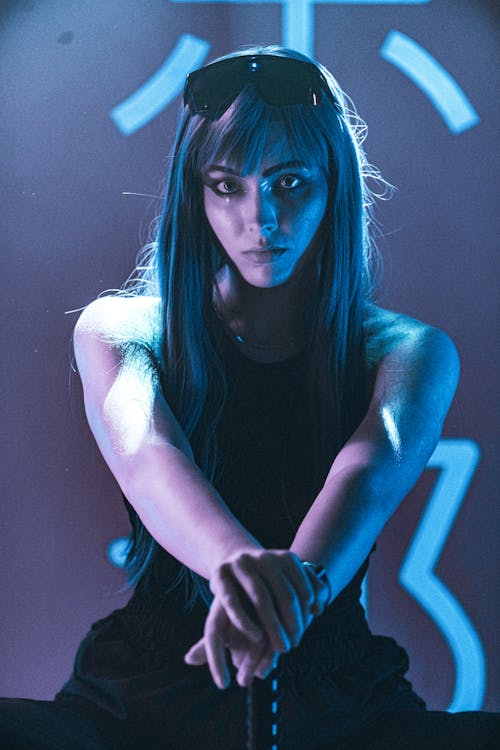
[120,45,389,609]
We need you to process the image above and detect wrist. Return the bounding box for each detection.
[301,561,333,608]
[208,541,263,583]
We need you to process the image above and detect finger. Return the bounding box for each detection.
[280,552,317,623]
[254,559,305,647]
[230,649,244,669]
[235,641,270,687]
[211,565,262,642]
[184,639,207,666]
[255,651,279,680]
[204,605,231,689]
[234,560,292,653]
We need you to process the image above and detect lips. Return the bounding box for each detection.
[244,247,286,264]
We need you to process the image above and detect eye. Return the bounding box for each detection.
[277,174,303,190]
[213,179,240,195]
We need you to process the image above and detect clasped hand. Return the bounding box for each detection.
[184,549,330,689]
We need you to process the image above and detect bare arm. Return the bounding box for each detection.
[75,297,318,676]
[186,313,460,686]
[74,297,262,580]
[290,313,460,600]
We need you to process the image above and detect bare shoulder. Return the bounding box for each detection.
[361,305,460,454]
[363,304,460,415]
[75,295,161,343]
[73,295,162,384]
[364,303,459,374]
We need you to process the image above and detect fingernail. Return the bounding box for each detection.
[237,672,251,687]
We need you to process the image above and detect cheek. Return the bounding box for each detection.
[294,189,328,241]
[203,189,244,247]
[203,188,221,236]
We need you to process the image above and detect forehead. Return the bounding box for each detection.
[259,123,298,168]
[217,124,298,171]
[202,120,327,176]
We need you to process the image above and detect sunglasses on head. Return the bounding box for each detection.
[183,54,335,121]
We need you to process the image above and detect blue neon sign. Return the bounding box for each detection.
[381,31,479,133]
[110,3,479,136]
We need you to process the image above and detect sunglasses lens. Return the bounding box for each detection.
[187,64,246,118]
[257,60,320,106]
[185,56,328,119]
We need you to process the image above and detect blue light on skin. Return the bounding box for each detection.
[381,30,480,134]
[110,34,210,135]
[202,125,329,292]
[360,405,402,613]
[381,405,402,463]
[360,573,368,613]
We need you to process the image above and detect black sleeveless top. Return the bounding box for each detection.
[118,336,374,673]
[214,338,321,548]
[56,341,428,746]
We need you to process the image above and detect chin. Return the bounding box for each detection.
[243,269,292,289]
[237,259,295,287]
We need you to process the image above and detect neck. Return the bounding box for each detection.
[213,264,314,346]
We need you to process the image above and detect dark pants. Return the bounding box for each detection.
[1,692,499,749]
[2,609,499,749]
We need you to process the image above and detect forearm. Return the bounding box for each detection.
[119,442,262,580]
[290,464,400,604]
[77,329,263,581]
[289,324,457,603]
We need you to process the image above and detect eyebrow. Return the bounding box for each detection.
[204,160,308,178]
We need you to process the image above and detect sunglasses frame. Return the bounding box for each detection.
[183,54,335,120]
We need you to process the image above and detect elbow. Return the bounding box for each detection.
[123,440,196,495]
[324,462,393,516]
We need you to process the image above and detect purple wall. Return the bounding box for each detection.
[1,0,498,711]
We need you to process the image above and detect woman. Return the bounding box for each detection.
[1,46,498,749]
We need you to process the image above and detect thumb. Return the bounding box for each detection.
[184,638,208,666]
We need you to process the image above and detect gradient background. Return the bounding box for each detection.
[1,0,499,712]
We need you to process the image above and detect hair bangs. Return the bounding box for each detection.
[273,103,330,174]
[190,85,329,176]
[191,86,272,175]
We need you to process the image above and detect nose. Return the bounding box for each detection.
[247,185,278,237]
